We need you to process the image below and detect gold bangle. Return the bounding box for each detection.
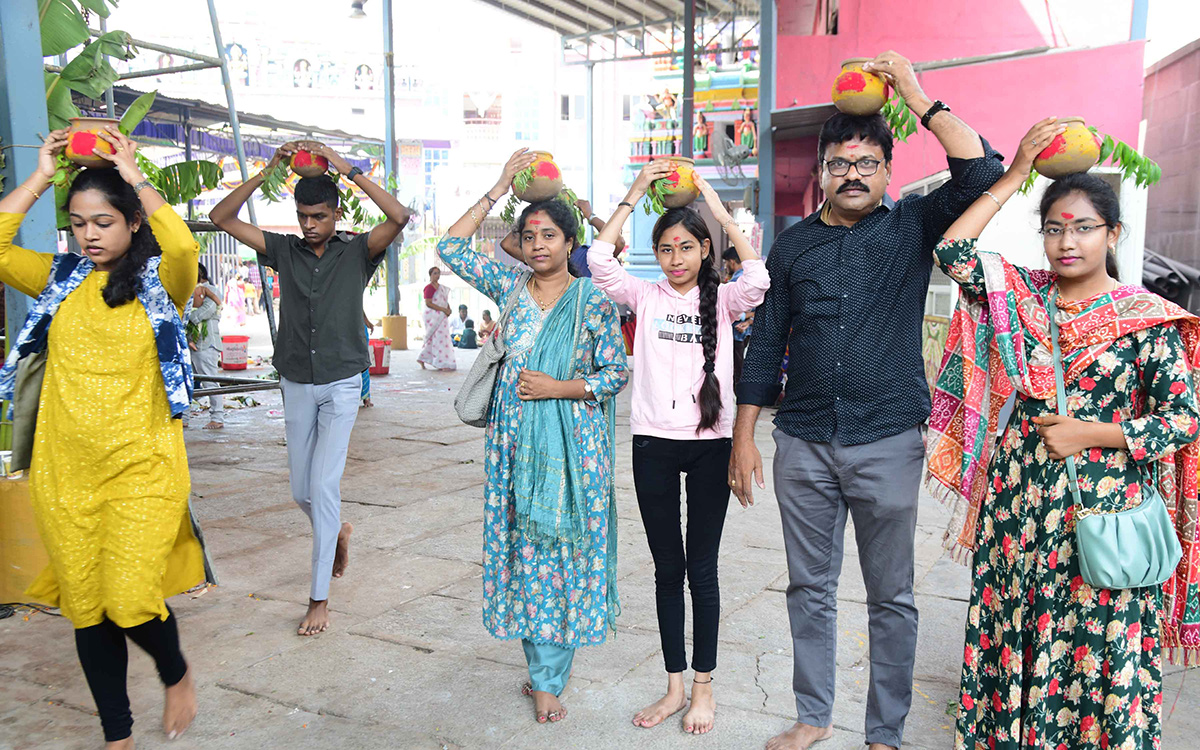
[20,185,42,200]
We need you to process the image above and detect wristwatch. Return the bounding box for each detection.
[921,100,951,130]
[345,166,364,181]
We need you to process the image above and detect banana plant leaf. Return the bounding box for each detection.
[40,0,90,57]
[59,30,135,100]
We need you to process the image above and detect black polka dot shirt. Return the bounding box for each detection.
[736,140,1004,445]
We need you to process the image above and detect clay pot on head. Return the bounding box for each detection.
[65,117,121,169]
[1033,117,1102,179]
[831,58,889,116]
[656,157,700,208]
[291,141,329,178]
[514,151,564,202]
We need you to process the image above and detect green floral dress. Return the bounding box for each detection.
[935,238,1200,750]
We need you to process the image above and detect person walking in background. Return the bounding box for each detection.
[438,149,628,725]
[928,119,1200,750]
[723,247,755,385]
[728,51,1005,750]
[418,266,457,371]
[590,162,769,735]
[187,261,224,429]
[0,128,210,749]
[224,266,246,327]
[211,139,411,637]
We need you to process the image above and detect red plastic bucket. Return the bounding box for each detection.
[368,338,392,375]
[221,334,250,370]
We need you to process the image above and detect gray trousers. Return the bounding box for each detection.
[772,427,923,748]
[280,374,361,602]
[188,347,223,423]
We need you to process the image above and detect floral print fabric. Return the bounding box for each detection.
[437,237,629,647]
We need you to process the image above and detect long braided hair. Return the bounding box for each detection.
[66,169,162,307]
[652,207,721,432]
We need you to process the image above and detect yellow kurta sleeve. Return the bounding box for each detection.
[149,205,199,310]
[0,212,55,299]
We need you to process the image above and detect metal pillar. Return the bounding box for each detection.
[1130,0,1149,39]
[585,61,595,239]
[183,109,195,221]
[383,0,399,316]
[681,1,695,158]
[100,16,115,117]
[0,0,55,356]
[206,0,277,343]
[757,0,776,256]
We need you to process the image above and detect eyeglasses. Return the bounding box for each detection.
[824,158,881,177]
[1039,223,1109,239]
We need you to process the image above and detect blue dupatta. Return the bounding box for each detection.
[511,276,621,630]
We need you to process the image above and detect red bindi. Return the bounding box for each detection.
[1061,213,1074,219]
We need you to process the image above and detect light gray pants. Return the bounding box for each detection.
[280,374,361,602]
[188,347,223,423]
[772,427,923,748]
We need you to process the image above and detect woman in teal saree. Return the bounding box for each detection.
[437,149,629,724]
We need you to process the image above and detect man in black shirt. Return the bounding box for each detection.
[730,52,1004,750]
[211,141,410,639]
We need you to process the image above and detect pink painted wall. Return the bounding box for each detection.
[773,0,1146,214]
[1143,41,1200,266]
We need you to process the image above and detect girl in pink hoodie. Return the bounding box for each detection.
[589,161,769,735]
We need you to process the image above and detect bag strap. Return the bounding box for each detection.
[495,271,531,338]
[1047,291,1084,509]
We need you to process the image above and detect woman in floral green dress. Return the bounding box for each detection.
[927,119,1200,749]
[437,149,629,726]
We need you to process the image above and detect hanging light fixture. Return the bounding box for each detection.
[350,0,367,19]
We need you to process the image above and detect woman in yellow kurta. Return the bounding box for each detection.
[0,128,204,749]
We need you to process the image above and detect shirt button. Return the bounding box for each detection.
[315,268,320,273]
[311,349,316,354]
[840,325,845,329]
[311,328,316,333]
[842,294,848,299]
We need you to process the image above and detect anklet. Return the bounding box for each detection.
[693,676,713,684]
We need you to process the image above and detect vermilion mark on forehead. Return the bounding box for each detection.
[529,220,541,225]
[846,144,859,149]
[1061,213,1074,219]
[672,236,681,241]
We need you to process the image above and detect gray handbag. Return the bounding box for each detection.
[454,271,532,427]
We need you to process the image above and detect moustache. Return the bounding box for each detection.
[838,181,869,194]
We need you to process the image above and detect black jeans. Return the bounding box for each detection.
[74,609,188,742]
[632,435,732,673]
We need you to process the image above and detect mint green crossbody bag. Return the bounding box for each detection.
[1048,292,1182,589]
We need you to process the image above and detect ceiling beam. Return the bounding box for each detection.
[474,0,586,35]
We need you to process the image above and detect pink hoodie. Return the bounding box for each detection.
[588,240,769,440]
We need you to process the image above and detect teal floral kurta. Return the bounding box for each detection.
[935,239,1200,749]
[437,237,629,647]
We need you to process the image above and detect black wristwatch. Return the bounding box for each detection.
[345,166,364,181]
[921,100,951,130]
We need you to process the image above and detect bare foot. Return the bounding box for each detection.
[765,722,833,750]
[683,677,715,734]
[332,522,353,578]
[105,738,134,749]
[419,361,427,370]
[361,398,373,408]
[203,421,224,430]
[532,690,566,724]
[162,666,197,739]
[297,599,329,636]
[868,744,897,750]
[632,685,687,729]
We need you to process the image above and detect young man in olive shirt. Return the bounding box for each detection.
[211,142,410,637]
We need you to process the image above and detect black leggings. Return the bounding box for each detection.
[632,435,732,673]
[74,609,188,742]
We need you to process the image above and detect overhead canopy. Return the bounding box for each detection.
[97,86,383,146]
